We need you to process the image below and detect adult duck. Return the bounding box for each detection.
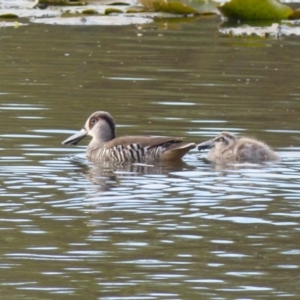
[62,111,195,163]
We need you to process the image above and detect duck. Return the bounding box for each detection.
[62,111,195,163]
[197,131,280,164]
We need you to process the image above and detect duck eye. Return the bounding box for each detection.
[216,137,224,142]
[90,117,97,126]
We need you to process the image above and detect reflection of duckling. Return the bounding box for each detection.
[62,111,195,163]
[197,131,280,164]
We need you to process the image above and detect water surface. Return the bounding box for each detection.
[0,15,300,299]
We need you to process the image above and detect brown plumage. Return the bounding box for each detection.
[62,111,195,163]
[197,131,280,164]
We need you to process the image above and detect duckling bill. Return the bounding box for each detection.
[197,131,280,164]
[62,111,195,163]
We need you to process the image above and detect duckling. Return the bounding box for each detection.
[62,111,195,163]
[197,131,280,164]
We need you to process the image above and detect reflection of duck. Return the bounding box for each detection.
[67,158,195,193]
[197,131,280,164]
[62,111,195,163]
[86,159,191,184]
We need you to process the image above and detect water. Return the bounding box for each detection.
[0,15,300,299]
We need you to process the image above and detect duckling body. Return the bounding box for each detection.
[62,111,195,163]
[197,131,279,164]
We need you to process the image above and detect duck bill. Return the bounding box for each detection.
[197,139,215,151]
[62,128,88,145]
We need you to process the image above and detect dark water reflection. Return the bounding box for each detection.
[0,16,300,299]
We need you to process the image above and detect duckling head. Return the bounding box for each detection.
[198,131,237,152]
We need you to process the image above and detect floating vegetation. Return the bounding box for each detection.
[0,0,300,38]
[219,21,300,38]
[31,15,152,25]
[137,0,218,15]
[39,0,87,5]
[218,0,293,20]
[0,8,61,19]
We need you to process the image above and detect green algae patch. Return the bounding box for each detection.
[0,12,18,18]
[138,0,217,15]
[81,9,100,14]
[218,0,293,20]
[104,7,124,14]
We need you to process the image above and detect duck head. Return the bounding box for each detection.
[62,111,116,145]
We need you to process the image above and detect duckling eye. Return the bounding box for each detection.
[216,137,224,142]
